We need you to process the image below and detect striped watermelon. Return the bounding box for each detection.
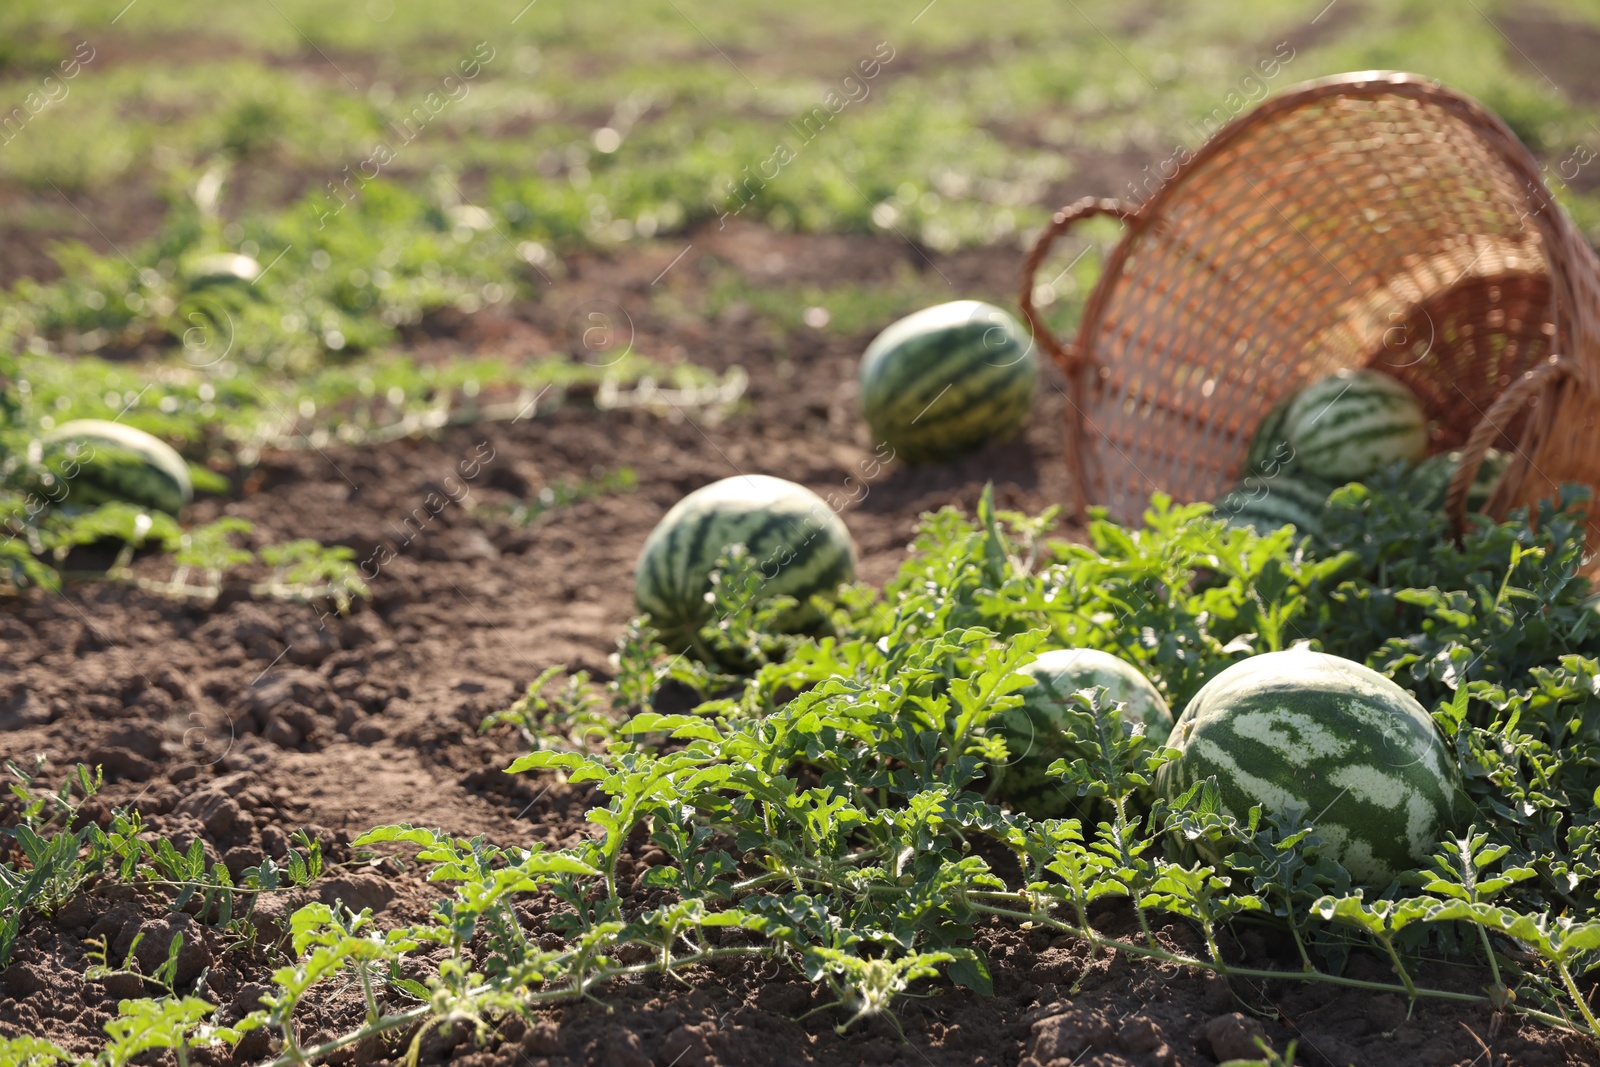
[992,648,1172,818]
[1156,649,1462,885]
[1243,396,1297,478]
[858,300,1037,463]
[40,419,193,515]
[1406,449,1509,514]
[1284,369,1428,483]
[1213,475,1331,541]
[634,475,857,653]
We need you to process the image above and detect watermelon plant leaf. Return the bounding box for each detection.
[945,947,993,995]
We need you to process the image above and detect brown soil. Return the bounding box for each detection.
[1,229,1595,1067]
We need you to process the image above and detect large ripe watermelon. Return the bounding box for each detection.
[993,648,1172,818]
[1156,649,1462,885]
[634,475,857,654]
[858,300,1037,463]
[40,420,193,515]
[1283,369,1428,483]
[1213,474,1331,541]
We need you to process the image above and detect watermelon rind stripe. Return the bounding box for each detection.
[859,300,1037,462]
[1244,397,1296,476]
[1406,449,1507,512]
[674,511,718,608]
[1299,418,1424,449]
[992,648,1171,819]
[872,377,1033,452]
[1284,370,1427,482]
[1214,473,1331,538]
[1156,649,1462,885]
[869,352,1032,410]
[634,475,858,653]
[41,420,194,514]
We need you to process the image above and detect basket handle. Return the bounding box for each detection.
[1018,197,1136,376]
[1446,354,1571,537]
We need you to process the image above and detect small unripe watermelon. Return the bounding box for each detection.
[634,475,856,653]
[858,300,1037,463]
[1156,649,1462,885]
[1283,369,1428,483]
[40,419,193,515]
[992,648,1172,818]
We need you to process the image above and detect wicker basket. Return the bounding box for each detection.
[1018,71,1600,543]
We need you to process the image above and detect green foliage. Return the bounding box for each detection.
[1,762,103,964]
[0,1035,73,1067]
[702,264,954,338]
[0,763,324,978]
[256,539,368,611]
[9,0,1600,1058]
[480,466,637,528]
[8,178,521,373]
[13,483,1600,1062]
[0,498,369,608]
[481,667,617,753]
[1218,1037,1299,1067]
[3,343,731,465]
[0,328,729,605]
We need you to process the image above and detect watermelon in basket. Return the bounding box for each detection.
[1015,71,1600,550]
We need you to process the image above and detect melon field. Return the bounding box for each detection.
[11,3,1600,1066]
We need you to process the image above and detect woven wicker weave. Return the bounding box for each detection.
[1018,71,1600,543]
